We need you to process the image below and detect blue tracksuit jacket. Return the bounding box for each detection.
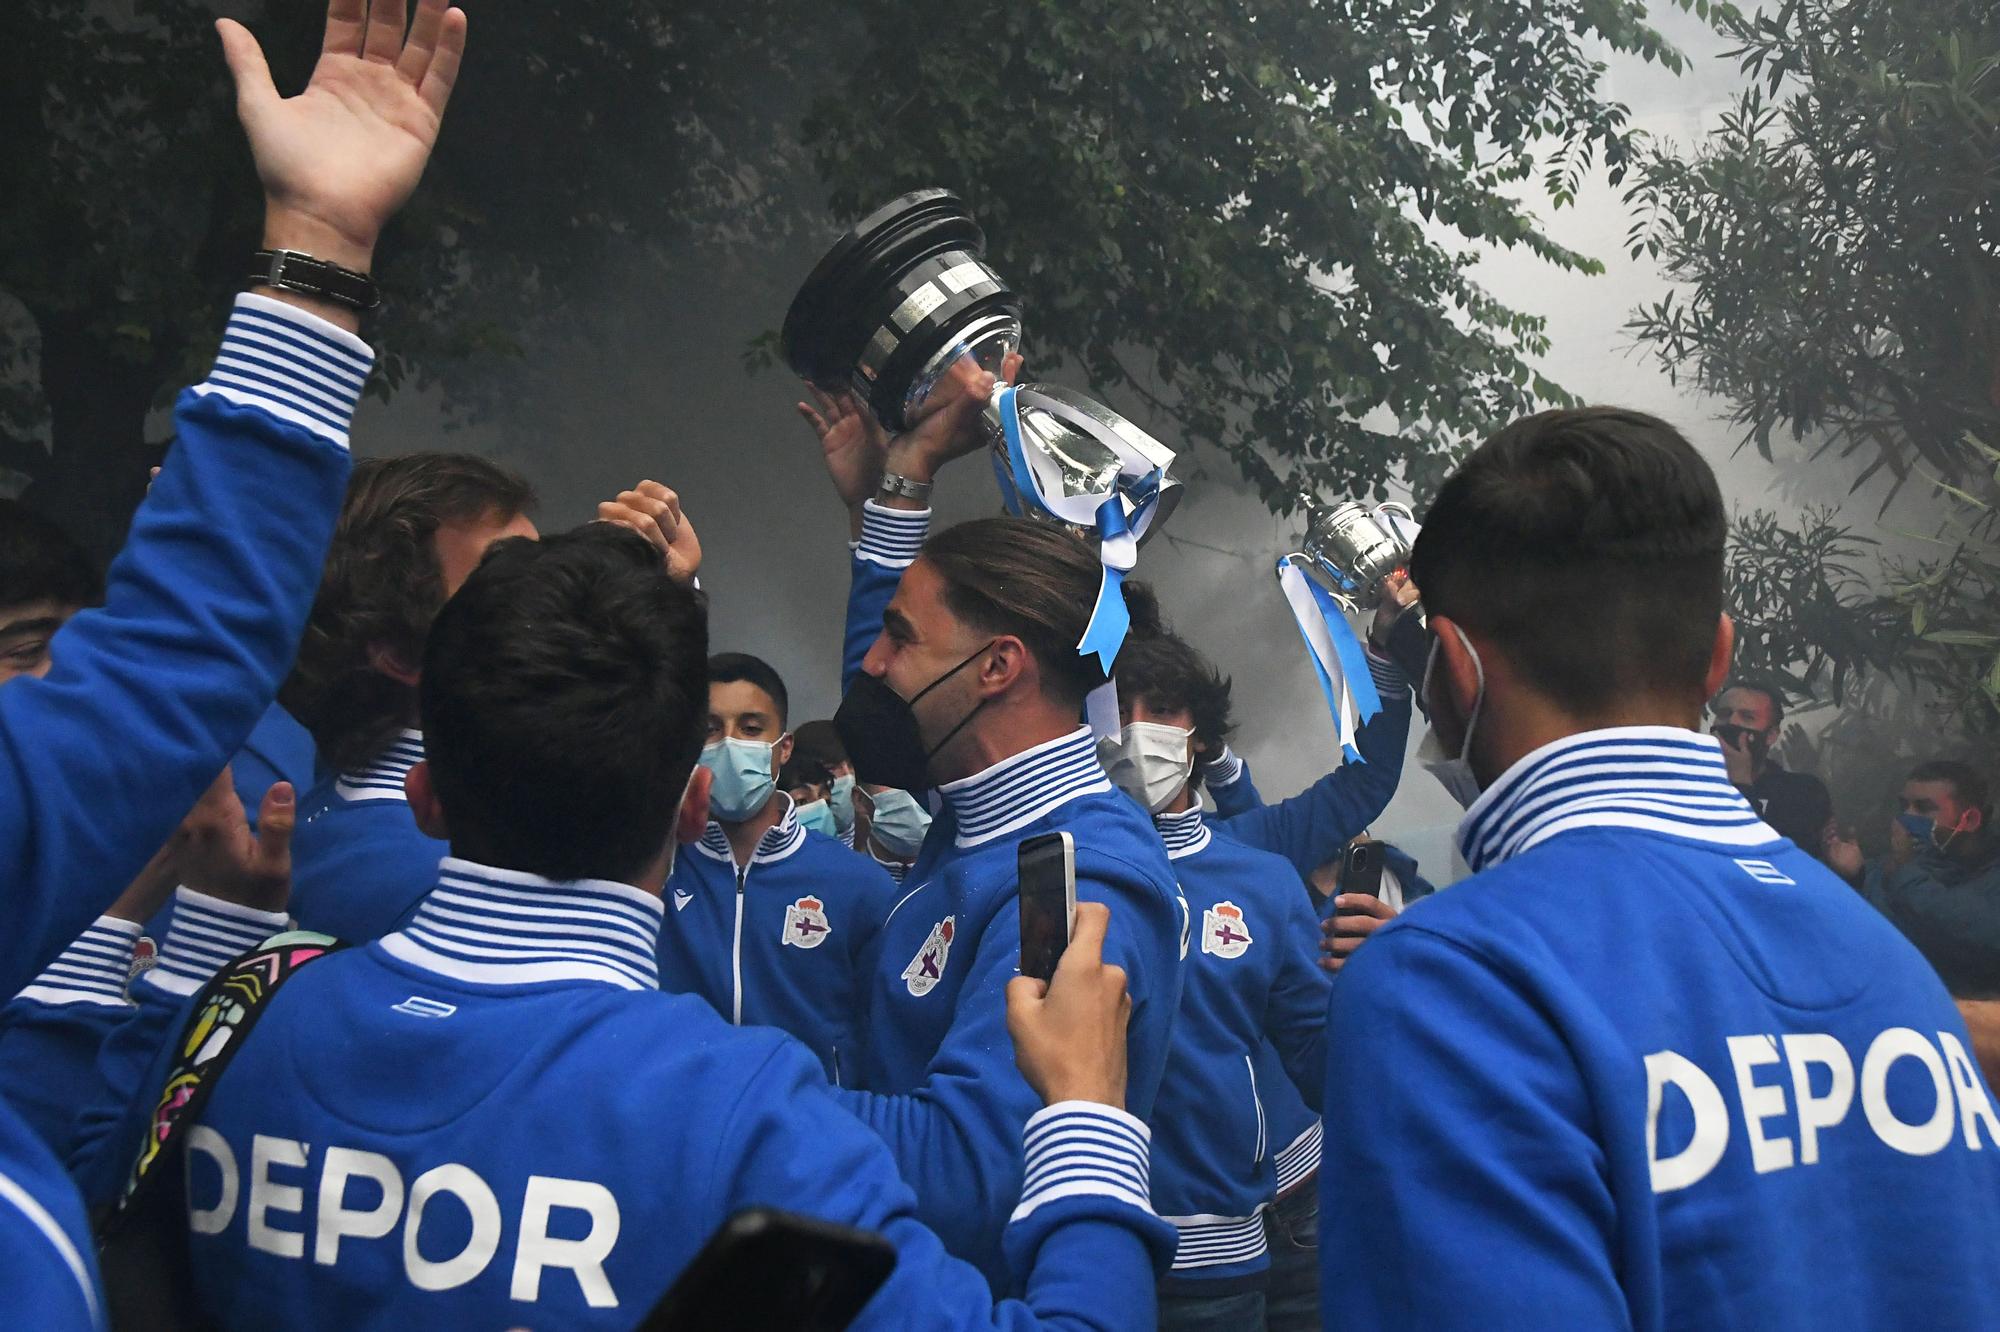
[1322,725,2000,1329]
[657,797,899,1081]
[837,727,1187,1289]
[1146,808,1329,1283]
[289,729,446,940]
[0,293,362,1327]
[89,861,1177,1328]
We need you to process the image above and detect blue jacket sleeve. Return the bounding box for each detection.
[842,502,930,693]
[830,855,1181,1283]
[0,294,361,994]
[1202,747,1262,819]
[1216,653,1412,880]
[1264,888,1332,1112]
[1319,922,1627,1329]
[0,918,142,1157]
[0,1100,102,1331]
[715,1039,1175,1330]
[66,891,291,1207]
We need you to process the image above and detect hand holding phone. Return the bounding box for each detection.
[1006,900,1130,1109]
[1018,831,1077,982]
[1339,838,1384,899]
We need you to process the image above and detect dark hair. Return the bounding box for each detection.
[1113,631,1236,765]
[708,653,789,728]
[283,454,535,773]
[0,500,101,611]
[420,525,708,883]
[792,720,847,769]
[921,518,1159,708]
[1717,677,1786,727]
[1907,760,1990,817]
[1410,408,1727,714]
[779,755,832,794]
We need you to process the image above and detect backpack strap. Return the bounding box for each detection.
[114,929,345,1215]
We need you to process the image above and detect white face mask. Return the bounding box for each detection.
[1098,721,1196,814]
[1418,626,1486,810]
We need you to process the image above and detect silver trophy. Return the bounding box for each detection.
[784,190,1180,546]
[1296,499,1411,608]
[1288,496,1432,689]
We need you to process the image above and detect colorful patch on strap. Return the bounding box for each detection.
[120,931,344,1206]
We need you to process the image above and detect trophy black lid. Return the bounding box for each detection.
[781,189,989,385]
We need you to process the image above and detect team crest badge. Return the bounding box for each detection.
[901,916,956,996]
[1201,902,1252,959]
[129,936,159,984]
[782,895,832,949]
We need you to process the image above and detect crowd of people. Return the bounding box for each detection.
[0,2,1996,1329]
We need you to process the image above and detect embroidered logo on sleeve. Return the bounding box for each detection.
[783,895,833,949]
[901,916,956,996]
[672,889,693,912]
[1201,901,1253,959]
[1735,858,1796,886]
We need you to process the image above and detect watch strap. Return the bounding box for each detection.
[877,472,934,503]
[249,249,382,312]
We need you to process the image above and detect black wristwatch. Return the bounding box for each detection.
[249,249,382,312]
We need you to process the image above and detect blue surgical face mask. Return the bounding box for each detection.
[701,737,778,823]
[1417,625,1486,810]
[795,797,838,838]
[867,787,933,861]
[1899,810,1969,852]
[829,773,857,835]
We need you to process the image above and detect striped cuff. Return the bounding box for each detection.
[192,292,374,451]
[1272,1119,1322,1195]
[1013,1101,1154,1222]
[1203,747,1246,787]
[13,917,142,1007]
[1365,646,1406,694]
[1166,1210,1268,1272]
[140,888,290,998]
[856,500,930,569]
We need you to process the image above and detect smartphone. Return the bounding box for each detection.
[1018,831,1077,982]
[637,1207,898,1332]
[1340,839,1384,899]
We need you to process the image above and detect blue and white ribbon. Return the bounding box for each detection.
[995,384,1169,682]
[1276,555,1383,762]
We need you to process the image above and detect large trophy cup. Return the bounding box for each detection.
[782,190,1183,675]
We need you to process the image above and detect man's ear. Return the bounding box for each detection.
[1962,804,1985,835]
[1429,615,1483,719]
[367,641,421,687]
[976,635,1031,698]
[405,761,448,840]
[1703,613,1735,702]
[676,765,713,843]
[773,731,795,771]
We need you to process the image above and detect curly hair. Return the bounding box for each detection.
[281,454,534,773]
[1111,630,1236,765]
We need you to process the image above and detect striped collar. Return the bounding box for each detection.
[378,857,662,991]
[693,794,806,868]
[867,841,912,884]
[940,726,1114,849]
[1153,807,1212,860]
[334,728,425,805]
[1456,725,1781,874]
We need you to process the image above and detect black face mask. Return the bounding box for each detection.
[1711,722,1770,767]
[834,642,996,792]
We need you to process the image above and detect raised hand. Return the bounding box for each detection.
[218,0,468,279]
[797,387,889,513]
[882,349,1024,488]
[1369,570,1419,649]
[176,769,297,915]
[597,480,702,586]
